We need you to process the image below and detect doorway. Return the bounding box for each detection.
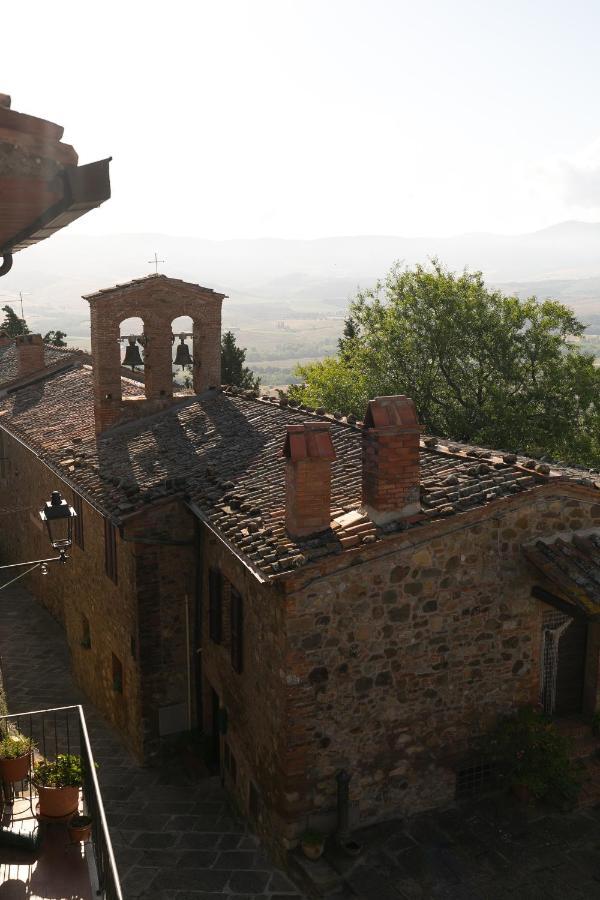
[540,608,587,716]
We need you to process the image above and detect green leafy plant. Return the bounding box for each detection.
[301,828,325,846]
[0,731,35,760]
[482,706,581,804]
[33,754,83,788]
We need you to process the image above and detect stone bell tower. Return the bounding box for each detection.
[83,274,226,434]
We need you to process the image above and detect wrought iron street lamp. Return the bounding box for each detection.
[39,490,77,552]
[0,490,77,590]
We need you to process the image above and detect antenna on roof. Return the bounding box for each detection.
[148,252,165,275]
[18,291,29,321]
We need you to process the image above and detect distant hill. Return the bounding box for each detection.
[1,221,599,338]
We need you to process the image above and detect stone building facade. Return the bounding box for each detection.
[1,273,599,856]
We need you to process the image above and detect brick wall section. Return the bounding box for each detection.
[275,486,600,842]
[0,430,143,756]
[362,395,421,524]
[124,499,196,760]
[85,276,224,433]
[15,334,45,377]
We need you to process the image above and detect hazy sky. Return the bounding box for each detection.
[6,0,600,239]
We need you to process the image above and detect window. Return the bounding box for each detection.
[0,431,8,479]
[209,568,222,644]
[104,519,118,584]
[81,616,91,650]
[72,493,84,550]
[455,761,493,800]
[112,653,123,694]
[231,588,243,674]
[249,781,260,820]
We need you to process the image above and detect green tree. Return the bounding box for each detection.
[43,330,67,347]
[1,305,29,336]
[221,330,261,390]
[292,260,600,466]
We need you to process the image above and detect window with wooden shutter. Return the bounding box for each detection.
[230,588,243,674]
[104,519,118,584]
[72,492,84,550]
[209,568,222,644]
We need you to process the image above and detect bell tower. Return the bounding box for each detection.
[83,274,226,434]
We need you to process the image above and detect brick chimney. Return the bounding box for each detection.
[283,422,336,537]
[362,395,421,524]
[16,334,45,376]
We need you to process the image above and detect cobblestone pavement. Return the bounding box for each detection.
[321,795,600,899]
[0,584,303,900]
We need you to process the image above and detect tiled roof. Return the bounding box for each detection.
[523,532,600,617]
[0,344,81,388]
[0,369,598,577]
[82,273,226,300]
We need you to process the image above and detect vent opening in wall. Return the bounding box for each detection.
[455,761,493,800]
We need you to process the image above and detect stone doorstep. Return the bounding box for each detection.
[288,848,345,898]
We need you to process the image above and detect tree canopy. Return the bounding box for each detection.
[289,260,600,467]
[221,330,260,390]
[1,305,29,337]
[43,330,67,347]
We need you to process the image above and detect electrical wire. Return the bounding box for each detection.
[0,562,40,592]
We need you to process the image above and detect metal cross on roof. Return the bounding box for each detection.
[147,252,165,274]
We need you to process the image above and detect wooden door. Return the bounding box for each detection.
[555,619,587,716]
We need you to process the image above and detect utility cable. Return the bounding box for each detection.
[0,562,40,592]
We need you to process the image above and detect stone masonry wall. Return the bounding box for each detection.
[201,532,289,853]
[0,429,143,756]
[278,487,600,839]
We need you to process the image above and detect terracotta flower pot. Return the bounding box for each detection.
[301,841,324,860]
[36,784,79,818]
[511,782,532,804]
[68,822,92,844]
[0,752,31,783]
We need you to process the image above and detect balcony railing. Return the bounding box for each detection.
[0,704,123,900]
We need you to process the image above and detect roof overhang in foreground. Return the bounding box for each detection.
[524,530,600,619]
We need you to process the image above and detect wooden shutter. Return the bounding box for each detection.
[209,568,222,643]
[104,518,118,584]
[72,492,84,549]
[231,588,243,674]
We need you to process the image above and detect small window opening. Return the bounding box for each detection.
[81,616,91,650]
[112,653,124,694]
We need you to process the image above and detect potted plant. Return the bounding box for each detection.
[0,731,35,783]
[482,706,581,808]
[301,828,326,860]
[68,814,92,844]
[33,754,83,818]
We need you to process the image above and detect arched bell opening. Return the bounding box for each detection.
[118,316,146,394]
[171,316,194,391]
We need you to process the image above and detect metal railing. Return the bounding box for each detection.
[0,704,123,900]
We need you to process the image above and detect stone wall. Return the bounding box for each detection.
[277,485,600,840]
[200,532,289,852]
[0,428,143,756]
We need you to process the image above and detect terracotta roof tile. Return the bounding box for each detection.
[0,344,81,388]
[0,369,597,578]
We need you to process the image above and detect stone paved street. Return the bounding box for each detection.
[315,795,600,899]
[0,584,303,900]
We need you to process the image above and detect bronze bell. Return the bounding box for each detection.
[174,335,193,369]
[123,336,143,371]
